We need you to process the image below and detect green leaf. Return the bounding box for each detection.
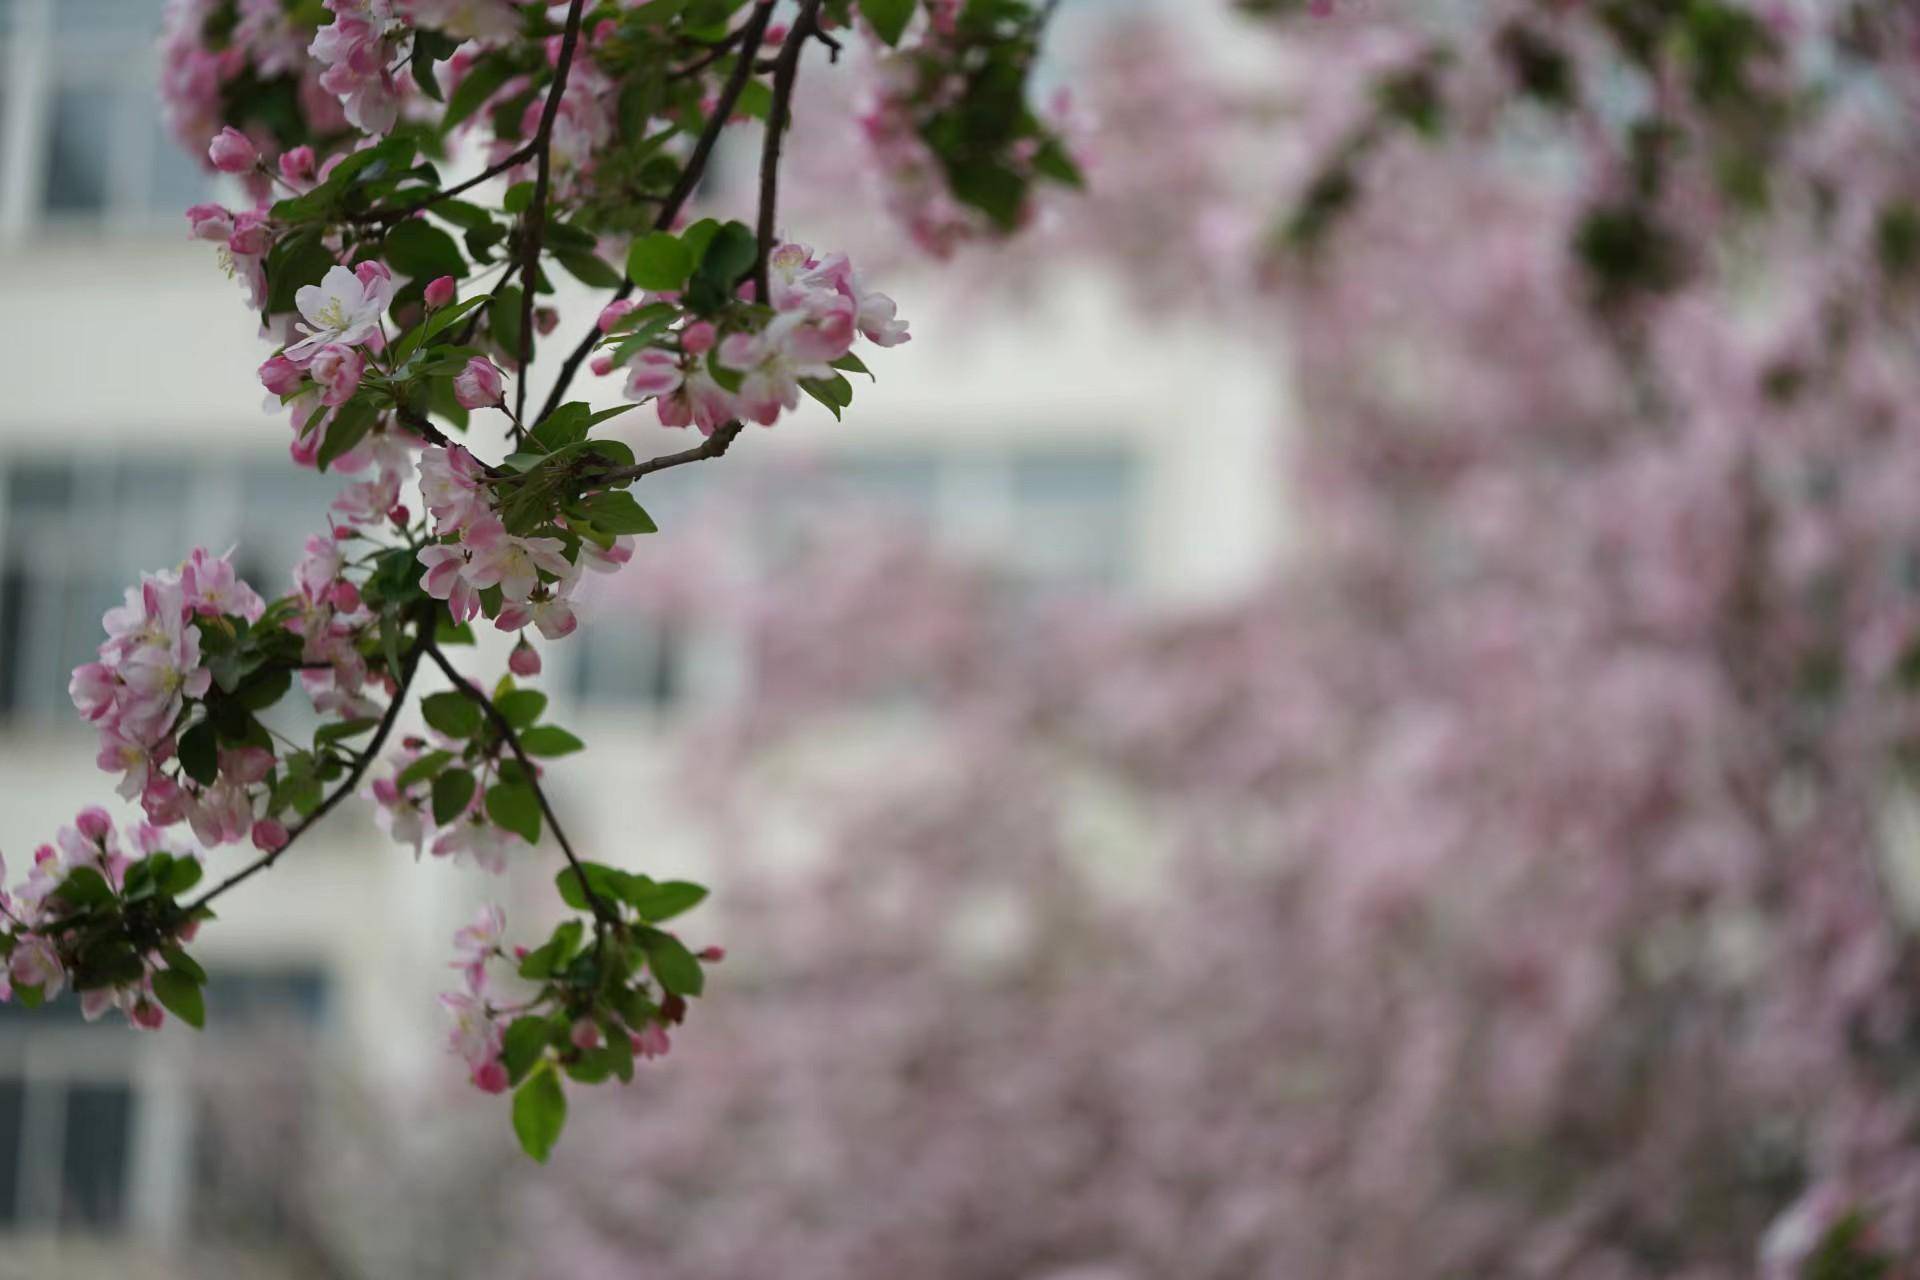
[162,946,207,984]
[384,218,469,280]
[432,768,478,824]
[502,1015,552,1085]
[179,720,220,787]
[830,351,874,380]
[151,970,206,1030]
[629,880,708,923]
[584,491,658,534]
[626,231,694,291]
[495,688,547,730]
[421,690,484,739]
[314,716,380,745]
[695,220,757,289]
[490,284,524,357]
[520,725,585,757]
[512,1064,567,1163]
[486,782,542,844]
[643,931,705,997]
[317,397,379,472]
[859,0,915,45]
[410,29,459,101]
[396,749,455,788]
[163,857,203,896]
[235,665,293,712]
[556,249,623,288]
[53,866,114,910]
[529,401,593,453]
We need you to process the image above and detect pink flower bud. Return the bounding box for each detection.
[697,945,726,962]
[589,354,615,377]
[509,638,542,677]
[278,145,316,184]
[208,126,258,174]
[472,1060,510,1094]
[453,356,505,409]
[129,999,166,1031]
[681,321,717,355]
[387,504,411,527]
[424,275,457,308]
[309,344,365,407]
[329,580,362,612]
[535,306,560,336]
[598,299,637,332]
[570,1018,602,1051]
[76,807,113,843]
[258,353,303,396]
[186,203,235,243]
[251,819,290,853]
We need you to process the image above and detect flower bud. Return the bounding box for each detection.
[453,357,505,409]
[251,819,290,853]
[534,306,560,336]
[208,126,258,174]
[424,275,457,308]
[258,353,303,396]
[76,807,113,843]
[509,638,542,677]
[570,1019,602,1051]
[681,321,717,355]
[129,999,166,1031]
[278,145,316,185]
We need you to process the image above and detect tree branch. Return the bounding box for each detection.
[590,420,746,488]
[422,644,618,926]
[515,0,593,424]
[535,0,779,424]
[753,0,824,303]
[186,606,434,914]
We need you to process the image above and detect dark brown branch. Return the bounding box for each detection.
[515,0,592,424]
[355,145,535,226]
[423,644,618,926]
[534,1,779,424]
[753,0,825,303]
[589,420,745,487]
[186,606,434,913]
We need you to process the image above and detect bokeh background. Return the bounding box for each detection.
[4,0,1920,1277]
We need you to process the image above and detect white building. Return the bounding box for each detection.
[0,1,1280,1274]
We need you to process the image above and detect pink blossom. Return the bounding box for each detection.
[259,353,304,396]
[452,356,505,409]
[424,275,457,308]
[309,343,366,406]
[207,126,259,173]
[287,263,396,363]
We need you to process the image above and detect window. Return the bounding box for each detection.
[0,453,338,719]
[565,443,1138,711]
[0,0,216,238]
[0,967,327,1235]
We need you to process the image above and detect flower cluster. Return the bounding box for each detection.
[69,552,279,844]
[854,1,1084,257]
[0,808,208,1030]
[432,876,717,1146]
[310,0,411,134]
[606,240,909,432]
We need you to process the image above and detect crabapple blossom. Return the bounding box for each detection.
[424,275,457,308]
[452,356,505,410]
[287,263,396,362]
[207,126,259,173]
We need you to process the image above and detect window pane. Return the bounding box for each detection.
[44,86,116,214]
[55,0,166,34]
[0,1079,21,1226]
[61,1083,132,1229]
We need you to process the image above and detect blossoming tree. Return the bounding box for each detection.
[5,0,1076,1162]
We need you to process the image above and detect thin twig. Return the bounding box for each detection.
[355,145,535,226]
[535,1,779,424]
[423,644,619,926]
[186,607,434,914]
[515,0,593,425]
[589,421,746,487]
[753,0,825,303]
